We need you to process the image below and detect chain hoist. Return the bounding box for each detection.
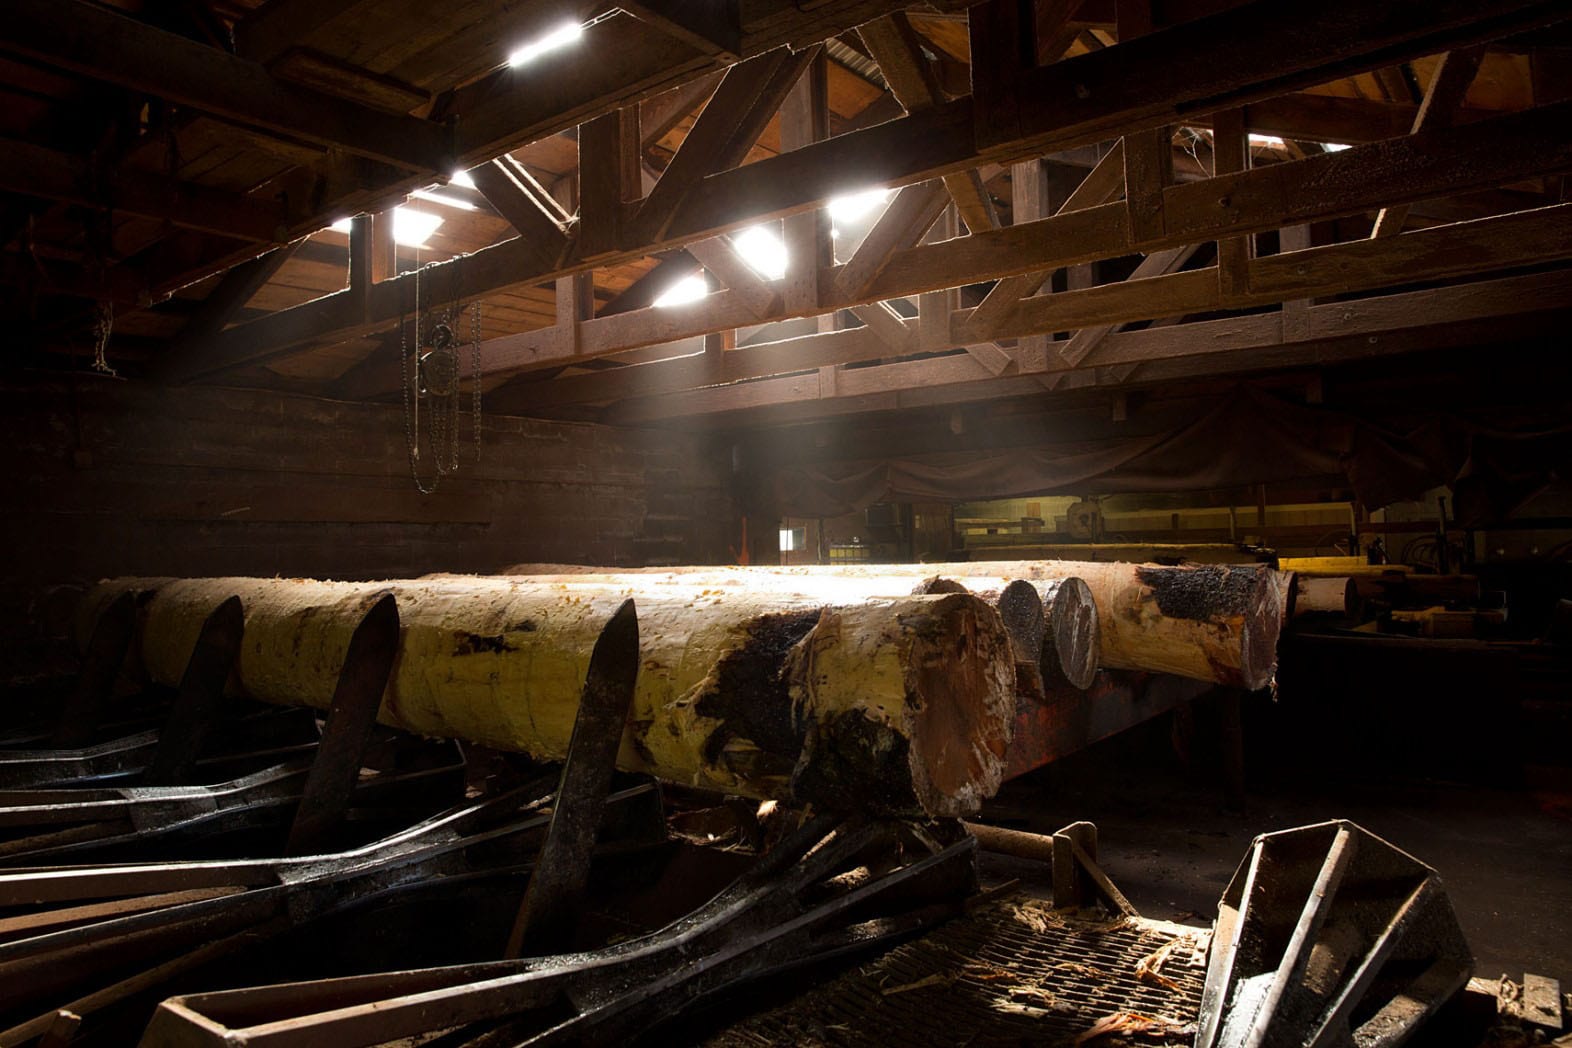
[397,252,482,494]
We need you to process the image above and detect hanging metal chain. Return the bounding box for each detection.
[399,253,440,495]
[471,301,483,463]
[90,302,117,376]
[396,252,482,493]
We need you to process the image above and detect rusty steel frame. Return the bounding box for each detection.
[141,815,978,1047]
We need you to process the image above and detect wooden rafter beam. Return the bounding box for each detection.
[634,45,820,242]
[156,243,304,374]
[1372,47,1486,237]
[622,0,742,58]
[971,204,1572,343]
[179,0,1572,381]
[858,12,999,232]
[0,138,289,243]
[496,202,1572,413]
[834,180,950,300]
[2,0,451,172]
[686,236,780,318]
[474,101,1572,383]
[1056,242,1203,365]
[779,49,831,318]
[232,0,378,63]
[606,266,1572,422]
[638,72,725,149]
[469,156,572,273]
[971,140,1127,332]
[972,0,1564,153]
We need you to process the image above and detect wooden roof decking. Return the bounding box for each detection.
[1,0,1569,425]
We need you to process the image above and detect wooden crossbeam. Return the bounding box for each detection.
[850,301,917,353]
[977,0,1560,154]
[633,46,816,242]
[469,157,571,273]
[1038,0,1093,63]
[980,204,1572,343]
[640,73,725,149]
[232,0,377,63]
[393,100,1572,394]
[686,236,780,318]
[488,324,896,413]
[608,267,1572,422]
[969,140,1127,336]
[1211,107,1251,300]
[1057,243,1202,365]
[835,181,951,300]
[599,252,700,317]
[2,0,450,172]
[577,108,642,260]
[154,244,303,379]
[859,12,999,232]
[502,203,1572,413]
[622,0,742,58]
[779,50,831,317]
[0,138,288,244]
[1372,48,1486,237]
[185,2,1572,380]
[867,101,1572,305]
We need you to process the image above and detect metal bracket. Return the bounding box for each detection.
[143,815,978,1047]
[1195,819,1473,1048]
[507,597,640,957]
[285,592,400,855]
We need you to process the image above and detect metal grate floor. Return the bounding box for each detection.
[706,892,1211,1047]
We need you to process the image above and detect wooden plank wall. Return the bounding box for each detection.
[0,375,739,649]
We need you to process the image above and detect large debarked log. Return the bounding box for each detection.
[101,575,1017,817]
[501,560,1286,690]
[496,566,1101,691]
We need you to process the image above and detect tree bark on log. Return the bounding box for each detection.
[96,576,1017,817]
[502,560,1282,689]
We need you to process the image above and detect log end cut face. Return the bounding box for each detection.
[1039,576,1100,691]
[787,593,1016,819]
[1131,563,1286,690]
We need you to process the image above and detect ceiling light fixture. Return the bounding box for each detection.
[411,188,478,211]
[392,206,444,248]
[1323,142,1351,152]
[653,273,709,308]
[508,21,584,67]
[329,216,355,234]
[732,225,788,280]
[826,188,891,223]
[449,169,477,188]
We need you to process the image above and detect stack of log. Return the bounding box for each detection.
[78,560,1289,817]
[1289,571,1504,638]
[500,560,1288,692]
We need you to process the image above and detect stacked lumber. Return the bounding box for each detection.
[81,575,1018,817]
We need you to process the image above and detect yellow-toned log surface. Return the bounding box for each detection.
[494,568,1101,688]
[501,560,1285,689]
[113,576,1017,816]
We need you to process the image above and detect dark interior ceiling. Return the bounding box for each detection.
[0,0,1569,436]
